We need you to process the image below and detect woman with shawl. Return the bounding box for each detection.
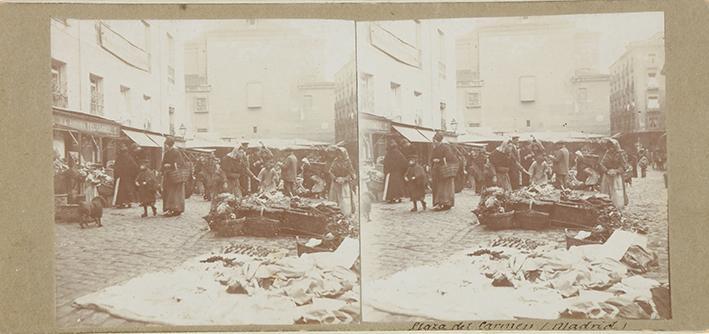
[430,131,457,211]
[599,138,631,210]
[490,140,514,191]
[328,147,356,216]
[161,137,186,216]
[383,140,408,203]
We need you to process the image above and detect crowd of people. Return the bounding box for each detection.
[110,138,358,219]
[378,131,665,214]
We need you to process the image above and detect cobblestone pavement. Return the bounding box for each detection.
[55,196,298,328]
[362,170,669,322]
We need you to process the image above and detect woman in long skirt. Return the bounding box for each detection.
[383,141,408,203]
[430,132,457,210]
[328,149,356,216]
[490,141,513,191]
[161,137,186,216]
[599,138,630,210]
[113,144,139,208]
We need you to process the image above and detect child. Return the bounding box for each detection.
[527,154,550,186]
[257,161,278,194]
[404,156,426,212]
[135,161,158,217]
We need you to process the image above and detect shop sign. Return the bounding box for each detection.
[54,111,121,137]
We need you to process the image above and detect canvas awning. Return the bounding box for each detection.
[122,129,160,148]
[392,125,430,143]
[146,134,166,147]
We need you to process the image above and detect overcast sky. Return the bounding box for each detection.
[431,11,664,70]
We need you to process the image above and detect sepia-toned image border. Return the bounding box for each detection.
[1,0,708,332]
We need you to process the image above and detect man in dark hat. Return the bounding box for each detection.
[383,140,407,203]
[238,140,252,195]
[114,143,139,208]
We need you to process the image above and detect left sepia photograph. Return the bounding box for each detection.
[51,19,360,327]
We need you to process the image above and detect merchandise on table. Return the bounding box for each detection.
[473,185,647,240]
[203,192,359,241]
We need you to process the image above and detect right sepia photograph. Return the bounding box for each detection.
[357,12,670,322]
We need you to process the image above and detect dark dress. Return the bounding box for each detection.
[430,143,457,208]
[490,149,512,191]
[114,150,139,206]
[161,147,186,213]
[221,154,243,197]
[383,146,408,201]
[135,169,158,206]
[405,164,426,201]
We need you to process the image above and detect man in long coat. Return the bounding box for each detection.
[161,137,185,216]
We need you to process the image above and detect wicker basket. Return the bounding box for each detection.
[54,194,69,207]
[481,210,516,230]
[564,228,603,249]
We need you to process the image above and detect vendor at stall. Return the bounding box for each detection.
[490,141,513,191]
[599,138,631,210]
[282,151,298,197]
[328,147,356,216]
[552,140,570,189]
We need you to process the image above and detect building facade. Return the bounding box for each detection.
[456,17,611,135]
[183,20,338,143]
[334,57,358,164]
[51,19,188,167]
[356,21,459,132]
[609,32,666,136]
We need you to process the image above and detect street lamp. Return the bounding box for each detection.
[178,124,187,138]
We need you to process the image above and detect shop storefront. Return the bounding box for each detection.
[52,107,122,167]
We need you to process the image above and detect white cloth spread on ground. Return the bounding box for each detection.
[73,238,360,325]
[365,231,661,320]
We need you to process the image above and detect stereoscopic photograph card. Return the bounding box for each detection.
[1,1,708,333]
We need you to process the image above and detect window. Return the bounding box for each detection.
[648,53,656,64]
[389,82,402,118]
[196,128,209,133]
[168,106,175,135]
[247,82,263,109]
[120,85,131,118]
[51,59,67,108]
[577,88,588,103]
[414,91,423,121]
[195,97,208,113]
[468,122,480,128]
[647,96,660,110]
[253,126,258,134]
[648,72,658,89]
[167,33,175,85]
[359,73,375,114]
[302,95,313,121]
[526,120,531,128]
[466,92,481,108]
[248,19,256,25]
[89,74,104,115]
[519,76,536,102]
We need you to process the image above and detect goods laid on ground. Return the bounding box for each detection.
[73,239,360,325]
[366,230,667,320]
[203,192,359,242]
[473,185,646,242]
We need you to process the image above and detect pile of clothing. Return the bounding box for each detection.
[366,230,667,320]
[203,192,358,239]
[74,239,361,325]
[473,187,512,217]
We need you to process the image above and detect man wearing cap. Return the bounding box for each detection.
[552,140,570,189]
[509,136,523,190]
[238,141,252,195]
